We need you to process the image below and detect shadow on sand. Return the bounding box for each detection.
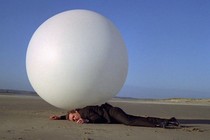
[179,119,210,125]
[164,119,210,130]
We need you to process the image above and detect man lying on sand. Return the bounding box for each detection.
[50,103,180,128]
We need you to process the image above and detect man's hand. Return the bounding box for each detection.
[76,118,85,124]
[76,118,89,124]
[50,115,60,120]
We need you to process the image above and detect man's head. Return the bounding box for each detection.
[66,110,81,122]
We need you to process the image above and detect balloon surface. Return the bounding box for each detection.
[26,9,128,110]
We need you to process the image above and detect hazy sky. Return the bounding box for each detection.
[0,0,210,98]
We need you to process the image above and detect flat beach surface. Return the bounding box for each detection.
[1,94,210,140]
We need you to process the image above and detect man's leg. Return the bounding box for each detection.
[108,107,160,127]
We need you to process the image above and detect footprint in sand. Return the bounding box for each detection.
[183,127,206,132]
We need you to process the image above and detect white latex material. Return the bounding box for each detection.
[26,9,128,110]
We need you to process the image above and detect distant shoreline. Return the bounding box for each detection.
[0,89,37,96]
[0,89,209,100]
[1,90,210,106]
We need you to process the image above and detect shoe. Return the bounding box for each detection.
[167,117,180,127]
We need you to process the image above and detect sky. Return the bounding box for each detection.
[0,0,210,98]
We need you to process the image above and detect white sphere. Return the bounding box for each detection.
[26,9,128,110]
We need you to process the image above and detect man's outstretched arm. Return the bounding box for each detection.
[49,115,66,120]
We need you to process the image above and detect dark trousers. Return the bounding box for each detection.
[108,107,166,127]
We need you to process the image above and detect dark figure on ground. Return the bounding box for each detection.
[50,103,180,128]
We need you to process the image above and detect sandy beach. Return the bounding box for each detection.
[1,94,210,140]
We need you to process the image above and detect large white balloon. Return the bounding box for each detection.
[26,9,128,110]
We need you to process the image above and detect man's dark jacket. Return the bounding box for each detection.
[76,103,113,123]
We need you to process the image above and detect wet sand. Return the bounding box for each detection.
[0,94,210,140]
